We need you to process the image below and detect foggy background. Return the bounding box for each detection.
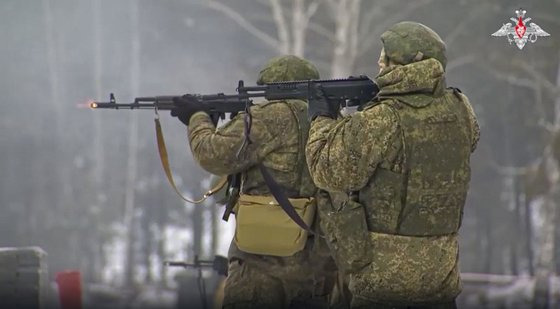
[2,0,560,307]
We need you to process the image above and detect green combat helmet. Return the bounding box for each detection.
[381,21,447,70]
[257,55,320,84]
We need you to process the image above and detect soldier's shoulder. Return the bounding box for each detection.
[253,99,305,114]
[259,99,306,108]
[354,99,400,131]
[248,100,297,123]
[362,98,401,114]
[253,99,287,109]
[446,87,477,118]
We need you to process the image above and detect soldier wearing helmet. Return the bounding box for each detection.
[172,55,336,308]
[306,22,480,308]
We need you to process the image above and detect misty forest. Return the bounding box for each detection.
[2,0,560,308]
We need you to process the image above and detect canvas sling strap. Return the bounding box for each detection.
[258,164,318,236]
[154,112,227,204]
[153,105,317,237]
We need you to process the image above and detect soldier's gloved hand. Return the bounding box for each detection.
[171,94,207,126]
[307,83,339,121]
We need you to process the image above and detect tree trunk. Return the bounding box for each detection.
[291,0,305,57]
[192,206,203,257]
[41,0,61,133]
[330,0,361,78]
[209,204,218,257]
[511,175,521,275]
[536,51,560,276]
[484,216,493,273]
[157,223,167,287]
[156,185,167,287]
[141,211,153,283]
[555,199,560,275]
[553,51,560,276]
[90,0,105,284]
[524,191,535,276]
[123,0,141,288]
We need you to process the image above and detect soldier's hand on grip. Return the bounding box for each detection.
[171,94,207,126]
[307,82,339,121]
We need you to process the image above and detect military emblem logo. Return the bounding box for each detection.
[491,9,550,50]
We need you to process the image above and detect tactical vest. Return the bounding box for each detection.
[360,89,473,236]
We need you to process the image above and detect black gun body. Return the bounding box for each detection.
[91,76,378,114]
[262,77,377,106]
[93,94,250,113]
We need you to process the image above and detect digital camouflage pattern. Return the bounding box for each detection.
[368,58,476,237]
[306,55,479,306]
[257,55,320,85]
[222,243,335,309]
[188,55,336,308]
[189,99,316,197]
[381,21,447,69]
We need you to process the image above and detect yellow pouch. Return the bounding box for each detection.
[234,194,316,257]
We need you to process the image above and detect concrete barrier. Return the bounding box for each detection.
[0,247,48,308]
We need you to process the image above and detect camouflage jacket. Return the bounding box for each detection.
[306,58,480,304]
[188,99,316,197]
[306,58,479,200]
[188,99,333,265]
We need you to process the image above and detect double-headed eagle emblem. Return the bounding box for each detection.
[492,9,550,50]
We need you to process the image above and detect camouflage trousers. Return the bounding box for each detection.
[222,241,335,309]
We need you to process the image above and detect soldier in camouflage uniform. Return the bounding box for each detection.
[306,22,480,308]
[171,55,336,308]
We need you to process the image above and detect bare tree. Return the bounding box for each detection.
[89,0,106,284]
[488,52,560,276]
[205,0,435,77]
[206,0,319,57]
[123,0,141,288]
[532,52,560,276]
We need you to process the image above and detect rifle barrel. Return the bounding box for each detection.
[90,101,175,110]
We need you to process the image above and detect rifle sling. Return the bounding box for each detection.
[155,117,227,204]
[258,164,318,236]
[156,112,315,236]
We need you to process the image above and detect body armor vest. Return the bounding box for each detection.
[360,89,473,236]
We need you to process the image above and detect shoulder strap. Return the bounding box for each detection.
[284,100,313,196]
[154,116,227,204]
[258,164,319,236]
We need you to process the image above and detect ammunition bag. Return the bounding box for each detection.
[318,198,372,273]
[234,194,316,257]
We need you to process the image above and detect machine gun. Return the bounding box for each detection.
[90,75,379,122]
[164,255,228,276]
[164,255,228,309]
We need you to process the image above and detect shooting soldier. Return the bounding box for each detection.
[171,55,336,309]
[305,22,480,308]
